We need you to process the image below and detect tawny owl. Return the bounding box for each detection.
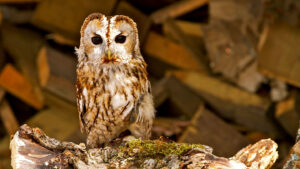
[75,13,155,148]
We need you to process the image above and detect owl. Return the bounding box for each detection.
[75,13,155,148]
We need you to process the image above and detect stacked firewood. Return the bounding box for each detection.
[0,0,299,168]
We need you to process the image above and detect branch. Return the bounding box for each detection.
[10,124,278,169]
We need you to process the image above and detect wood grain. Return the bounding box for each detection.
[0,100,19,136]
[258,21,300,87]
[0,64,43,109]
[169,70,278,134]
[144,32,205,72]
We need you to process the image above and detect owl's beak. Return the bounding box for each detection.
[103,49,117,63]
[107,49,111,60]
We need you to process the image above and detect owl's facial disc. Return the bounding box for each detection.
[80,14,138,65]
[106,15,137,64]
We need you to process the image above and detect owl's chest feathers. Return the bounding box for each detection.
[78,64,148,119]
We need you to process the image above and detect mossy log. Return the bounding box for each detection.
[10,124,278,169]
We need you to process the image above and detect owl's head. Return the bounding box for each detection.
[76,13,141,64]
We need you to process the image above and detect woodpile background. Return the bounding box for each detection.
[0,0,299,168]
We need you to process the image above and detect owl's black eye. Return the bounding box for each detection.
[115,35,126,43]
[91,36,103,45]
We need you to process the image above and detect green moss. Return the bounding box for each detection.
[118,139,206,159]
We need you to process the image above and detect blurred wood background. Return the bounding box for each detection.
[0,0,299,168]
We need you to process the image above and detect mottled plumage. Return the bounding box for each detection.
[75,13,155,148]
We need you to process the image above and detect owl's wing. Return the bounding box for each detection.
[76,81,86,133]
[135,93,155,123]
[132,81,154,124]
[128,92,155,139]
